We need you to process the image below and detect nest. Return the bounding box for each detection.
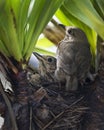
[33,88,88,130]
[28,78,89,130]
[0,70,89,130]
[1,59,104,130]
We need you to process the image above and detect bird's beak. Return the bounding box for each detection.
[33,52,45,62]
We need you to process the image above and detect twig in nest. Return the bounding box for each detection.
[0,52,18,74]
[29,106,32,130]
[33,87,48,103]
[33,114,44,129]
[42,96,84,130]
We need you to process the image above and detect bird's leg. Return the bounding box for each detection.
[65,76,71,91]
[71,76,78,90]
[66,76,78,91]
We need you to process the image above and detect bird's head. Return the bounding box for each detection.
[66,26,88,41]
[59,24,88,42]
[33,52,56,75]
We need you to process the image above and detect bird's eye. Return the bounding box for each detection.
[68,29,73,35]
[47,57,53,63]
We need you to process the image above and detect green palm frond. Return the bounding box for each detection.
[0,0,64,62]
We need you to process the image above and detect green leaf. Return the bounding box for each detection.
[35,47,55,56]
[0,0,5,12]
[91,0,104,19]
[0,40,10,56]
[24,0,46,56]
[63,0,104,40]
[24,0,64,60]
[55,9,72,25]
[17,0,31,52]
[9,0,21,21]
[0,0,64,62]
[0,0,22,61]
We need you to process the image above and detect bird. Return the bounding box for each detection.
[32,52,56,82]
[55,25,92,91]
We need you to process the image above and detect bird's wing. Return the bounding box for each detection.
[75,43,91,79]
[57,41,77,75]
